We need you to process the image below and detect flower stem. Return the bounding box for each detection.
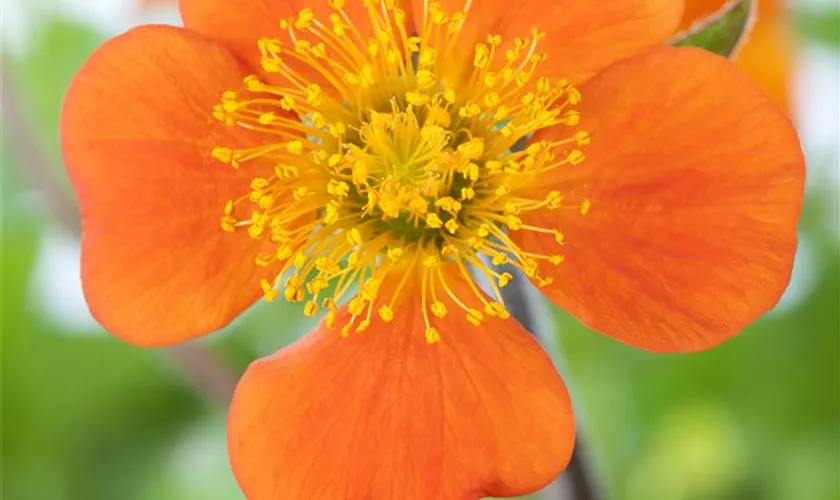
[498,268,600,500]
[566,442,599,500]
[1,74,238,408]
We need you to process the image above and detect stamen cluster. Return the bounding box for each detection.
[211,0,590,342]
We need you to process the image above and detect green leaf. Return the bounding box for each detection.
[797,7,840,48]
[671,0,756,58]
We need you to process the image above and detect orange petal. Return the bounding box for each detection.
[179,0,411,76]
[730,5,794,109]
[179,0,300,70]
[412,0,683,83]
[514,47,805,353]
[679,0,783,31]
[228,268,574,499]
[61,26,282,346]
[679,0,728,28]
[679,0,792,109]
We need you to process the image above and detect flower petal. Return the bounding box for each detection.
[514,47,805,353]
[179,0,407,73]
[61,25,283,346]
[412,0,683,83]
[228,268,574,499]
[679,0,781,31]
[679,0,792,108]
[729,3,793,109]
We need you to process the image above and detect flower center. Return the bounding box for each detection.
[211,0,590,343]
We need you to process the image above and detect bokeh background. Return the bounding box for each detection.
[1,0,838,499]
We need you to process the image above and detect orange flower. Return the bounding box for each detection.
[680,0,794,108]
[61,0,804,498]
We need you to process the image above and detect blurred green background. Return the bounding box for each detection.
[1,1,838,499]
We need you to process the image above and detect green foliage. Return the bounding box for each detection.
[672,0,755,57]
[798,8,840,48]
[9,17,102,155]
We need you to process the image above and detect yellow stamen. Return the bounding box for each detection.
[212,0,590,340]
